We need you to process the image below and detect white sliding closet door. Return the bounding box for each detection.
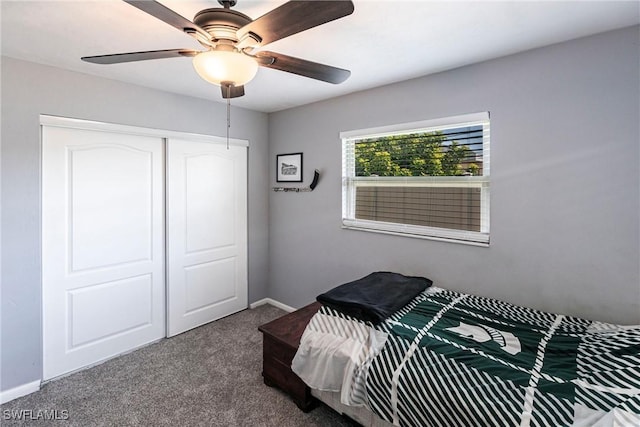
[42,126,165,380]
[166,139,247,337]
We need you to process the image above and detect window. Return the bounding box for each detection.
[341,112,490,245]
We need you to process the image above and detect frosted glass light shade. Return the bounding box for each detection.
[192,50,259,86]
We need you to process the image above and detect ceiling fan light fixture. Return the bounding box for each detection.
[192,50,258,86]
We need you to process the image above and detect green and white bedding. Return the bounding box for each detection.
[292,287,640,426]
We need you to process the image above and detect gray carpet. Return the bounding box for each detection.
[1,305,355,426]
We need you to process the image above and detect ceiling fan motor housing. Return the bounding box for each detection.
[193,8,253,45]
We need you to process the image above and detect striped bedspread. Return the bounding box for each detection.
[292,287,640,427]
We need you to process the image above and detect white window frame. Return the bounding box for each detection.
[341,112,490,246]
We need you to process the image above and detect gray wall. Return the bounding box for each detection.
[0,57,270,391]
[268,26,640,325]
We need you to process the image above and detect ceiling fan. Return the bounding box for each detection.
[82,0,355,99]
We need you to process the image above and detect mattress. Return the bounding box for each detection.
[293,287,640,426]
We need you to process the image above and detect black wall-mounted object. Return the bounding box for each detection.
[309,169,320,190]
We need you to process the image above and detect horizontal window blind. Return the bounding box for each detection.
[341,113,490,245]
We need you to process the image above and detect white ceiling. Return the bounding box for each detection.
[2,0,638,112]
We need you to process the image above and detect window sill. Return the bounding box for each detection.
[341,224,490,247]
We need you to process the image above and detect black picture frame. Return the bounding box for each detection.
[276,153,303,182]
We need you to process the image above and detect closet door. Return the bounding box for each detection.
[166,139,248,337]
[42,126,165,380]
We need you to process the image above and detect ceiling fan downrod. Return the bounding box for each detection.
[218,0,237,9]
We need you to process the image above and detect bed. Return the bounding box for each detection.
[291,274,640,427]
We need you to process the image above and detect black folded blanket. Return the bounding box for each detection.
[316,272,432,324]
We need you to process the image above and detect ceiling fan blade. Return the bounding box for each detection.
[82,49,199,64]
[221,84,245,99]
[255,51,350,84]
[237,0,354,47]
[123,0,210,42]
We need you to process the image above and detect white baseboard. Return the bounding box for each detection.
[0,380,41,404]
[249,298,295,313]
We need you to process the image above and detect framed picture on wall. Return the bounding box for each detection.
[276,153,303,182]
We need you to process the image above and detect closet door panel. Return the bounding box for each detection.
[42,126,165,380]
[167,139,247,337]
